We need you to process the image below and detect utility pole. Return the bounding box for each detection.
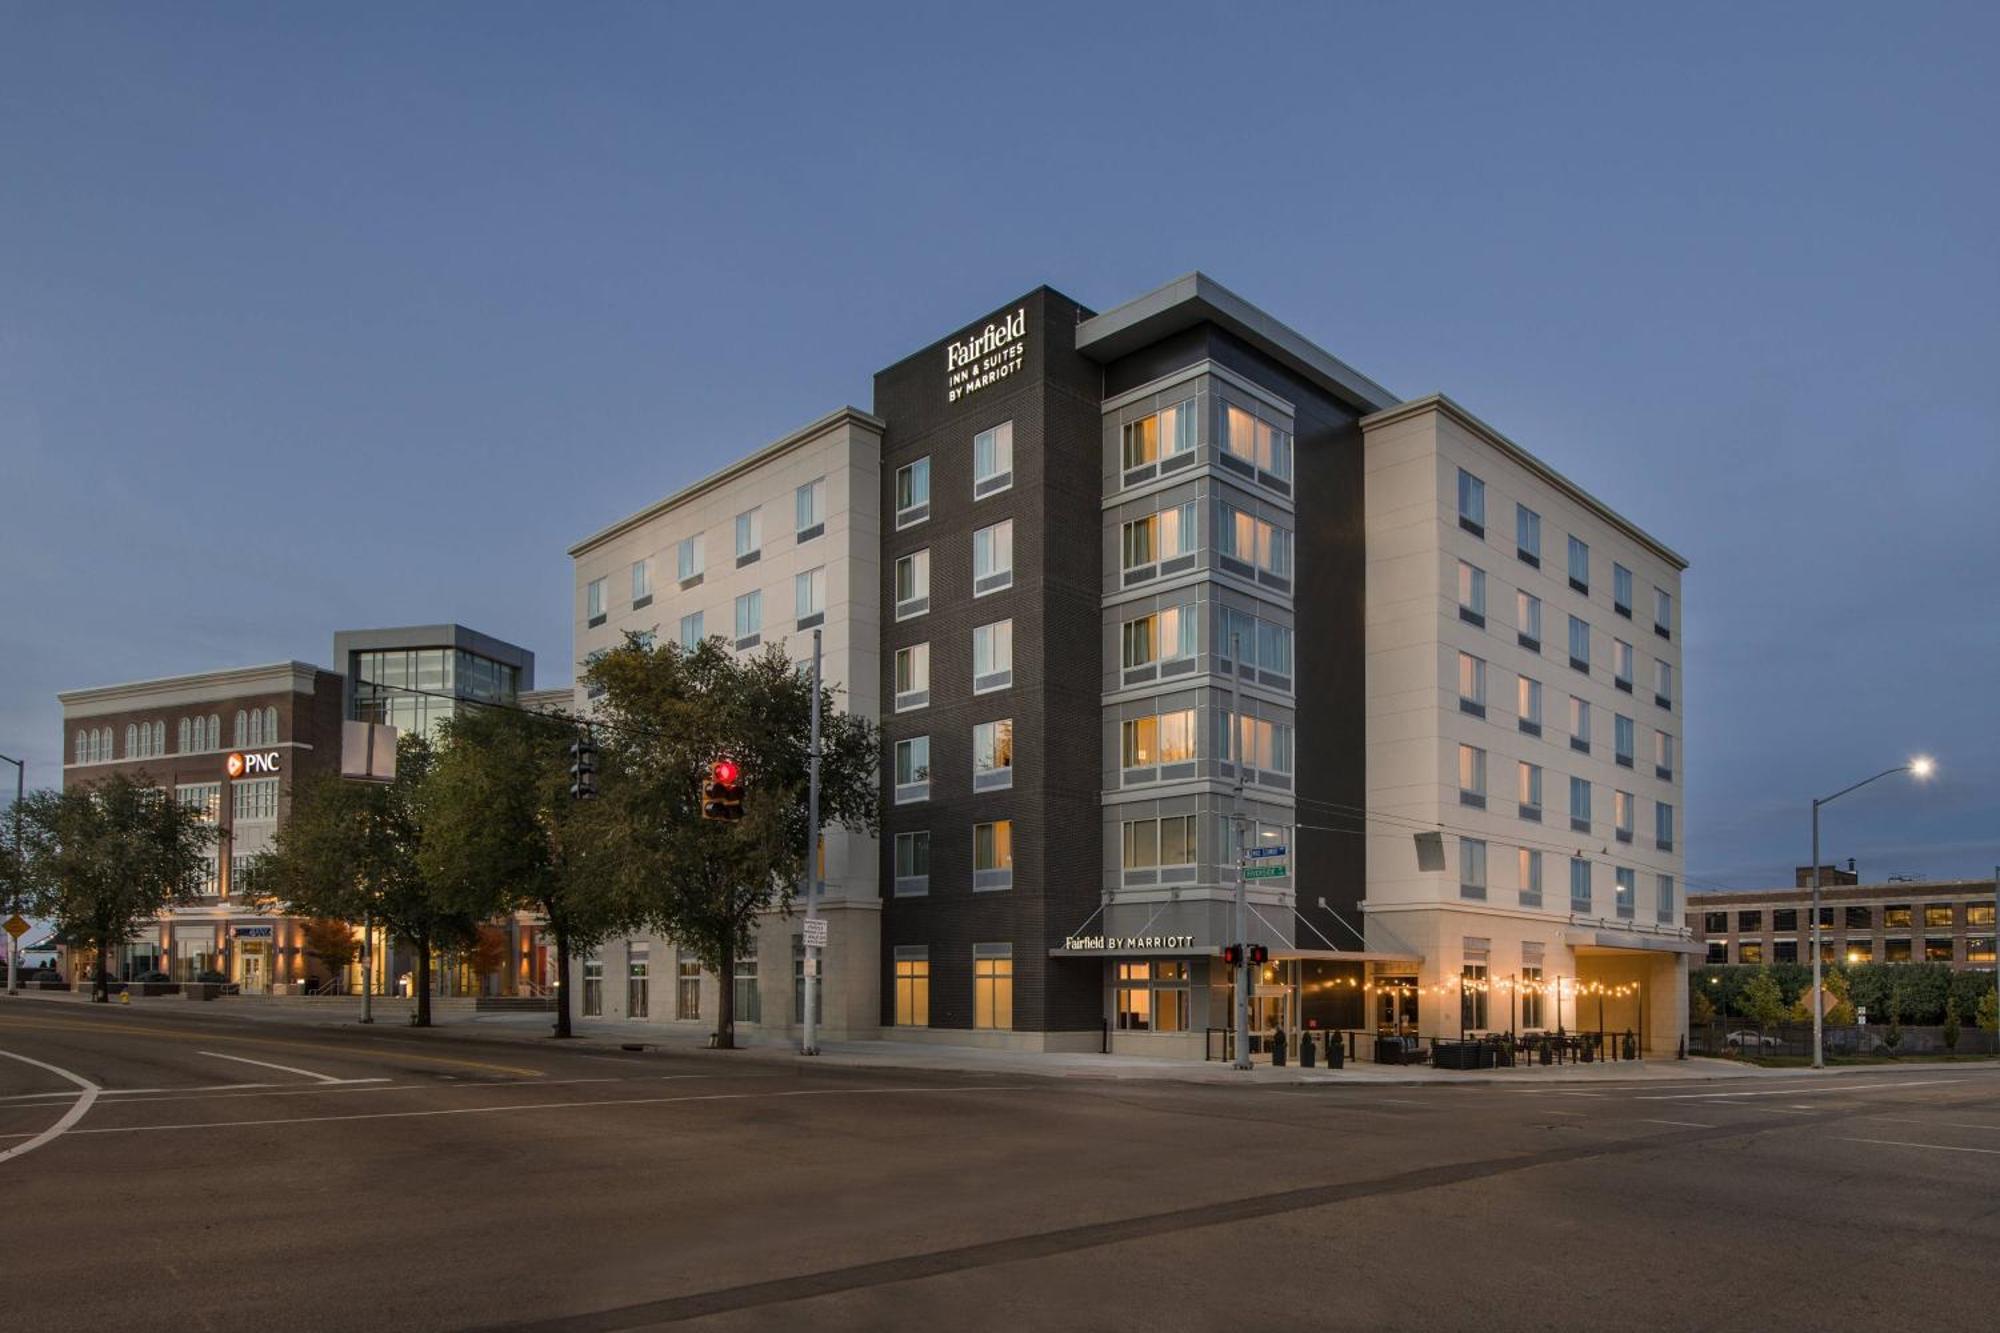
[801,629,823,1057]
[2,752,22,997]
[360,910,373,1024]
[1230,634,1250,1072]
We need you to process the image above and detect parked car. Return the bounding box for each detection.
[1726,1029,1781,1049]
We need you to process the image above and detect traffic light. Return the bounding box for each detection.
[1221,944,1244,967]
[701,757,745,821]
[569,732,598,801]
[1248,944,1270,966]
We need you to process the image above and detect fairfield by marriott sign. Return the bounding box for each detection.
[946,307,1026,404]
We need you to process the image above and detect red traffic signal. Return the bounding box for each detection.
[711,758,740,786]
[702,756,745,821]
[1248,944,1270,966]
[1221,945,1244,967]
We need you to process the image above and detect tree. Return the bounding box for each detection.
[1943,994,1961,1053]
[254,733,473,1026]
[1977,987,1998,1036]
[586,636,879,1049]
[15,773,214,1002]
[298,917,359,989]
[1689,986,1716,1027]
[1738,970,1788,1030]
[422,704,634,1037]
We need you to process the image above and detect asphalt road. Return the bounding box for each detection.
[4,998,1998,1331]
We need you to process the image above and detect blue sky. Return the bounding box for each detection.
[3,2,1995,891]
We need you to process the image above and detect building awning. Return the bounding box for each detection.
[1049,945,1421,963]
[1566,928,1704,958]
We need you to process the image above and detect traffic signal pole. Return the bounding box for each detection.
[801,629,823,1057]
[1230,634,1251,1072]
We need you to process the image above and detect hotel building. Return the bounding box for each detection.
[569,274,1693,1057]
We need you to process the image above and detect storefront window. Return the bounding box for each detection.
[676,951,701,1020]
[1521,966,1545,1029]
[1460,964,1489,1031]
[973,946,1013,1030]
[893,947,929,1026]
[1115,961,1190,1032]
[733,951,760,1024]
[626,944,649,1018]
[581,957,603,1017]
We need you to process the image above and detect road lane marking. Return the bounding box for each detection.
[197,1051,345,1083]
[1545,1109,1588,1116]
[0,1049,100,1165]
[30,1084,1041,1138]
[1870,1116,2000,1132]
[1840,1137,2000,1156]
[1638,1119,1712,1128]
[1644,1079,1966,1102]
[0,1015,547,1078]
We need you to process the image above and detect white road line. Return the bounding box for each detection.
[197,1051,345,1083]
[1638,1119,1713,1129]
[1840,1137,2000,1157]
[1871,1116,2000,1132]
[49,1084,1042,1138]
[0,1049,100,1165]
[1545,1109,1588,1116]
[1374,1098,1428,1107]
[1643,1079,1965,1102]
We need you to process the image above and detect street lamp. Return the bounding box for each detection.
[1811,756,1935,1068]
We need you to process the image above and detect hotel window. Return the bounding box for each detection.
[233,779,279,822]
[1569,776,1592,832]
[1739,940,1765,964]
[1517,591,1542,649]
[1122,816,1197,871]
[1773,939,1798,964]
[795,478,825,539]
[794,566,825,626]
[1459,838,1487,900]
[1655,730,1675,780]
[1218,503,1292,583]
[973,421,1013,497]
[1516,504,1541,565]
[973,519,1013,595]
[1924,938,1954,963]
[972,719,1014,791]
[1123,709,1197,770]
[1121,501,1197,575]
[974,821,1013,890]
[732,950,760,1024]
[626,943,650,1019]
[1883,904,1912,928]
[884,947,931,1031]
[1656,802,1675,852]
[1706,941,1728,964]
[1969,903,1996,927]
[1115,961,1190,1032]
[734,506,763,561]
[1458,653,1486,718]
[676,535,704,585]
[1123,605,1197,671]
[1567,535,1589,593]
[1457,469,1485,535]
[1521,963,1545,1026]
[1654,587,1674,637]
[676,951,701,1020]
[1458,561,1486,626]
[1774,908,1799,931]
[973,945,1014,1030]
[1612,866,1634,920]
[1570,858,1592,912]
[1221,712,1292,777]
[1458,744,1487,809]
[893,831,930,896]
[1220,401,1291,481]
[1924,903,1954,929]
[678,611,704,651]
[893,737,930,804]
[1518,675,1543,735]
[1613,563,1633,617]
[1518,761,1542,817]
[1569,696,1591,752]
[734,590,761,644]
[581,957,603,1016]
[586,577,607,624]
[1844,905,1871,930]
[1461,956,1489,1030]
[1124,398,1196,471]
[631,559,652,606]
[895,457,931,528]
[893,643,930,712]
[1567,615,1590,673]
[1613,639,1634,691]
[972,619,1013,693]
[1654,659,1674,709]
[1613,790,1634,842]
[895,548,931,620]
[1615,714,1635,767]
[1216,607,1293,684]
[1738,910,1763,931]
[1518,848,1543,908]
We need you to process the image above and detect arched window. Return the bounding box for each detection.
[206,715,219,750]
[153,721,165,755]
[75,731,87,764]
[124,724,137,758]
[235,710,249,747]
[178,719,190,753]
[264,707,279,743]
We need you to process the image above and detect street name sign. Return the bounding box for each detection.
[1246,846,1288,859]
[1243,865,1288,880]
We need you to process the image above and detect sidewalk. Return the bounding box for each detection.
[9,988,1797,1086]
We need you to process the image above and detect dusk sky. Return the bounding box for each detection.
[4,3,1995,892]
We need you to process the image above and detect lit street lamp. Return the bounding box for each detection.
[1810,756,1934,1068]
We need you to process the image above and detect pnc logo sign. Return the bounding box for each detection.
[225,751,281,779]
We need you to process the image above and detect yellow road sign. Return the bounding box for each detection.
[2,915,28,941]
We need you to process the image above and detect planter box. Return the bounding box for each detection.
[184,983,224,1001]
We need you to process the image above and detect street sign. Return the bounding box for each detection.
[1246,845,1288,860]
[801,917,828,949]
[1243,865,1288,880]
[3,915,28,941]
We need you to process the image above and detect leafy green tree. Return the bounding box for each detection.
[1943,994,1961,1052]
[15,773,214,1002]
[585,636,879,1048]
[1977,986,1998,1035]
[254,734,473,1026]
[1738,969,1788,1029]
[423,704,633,1037]
[1689,986,1716,1026]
